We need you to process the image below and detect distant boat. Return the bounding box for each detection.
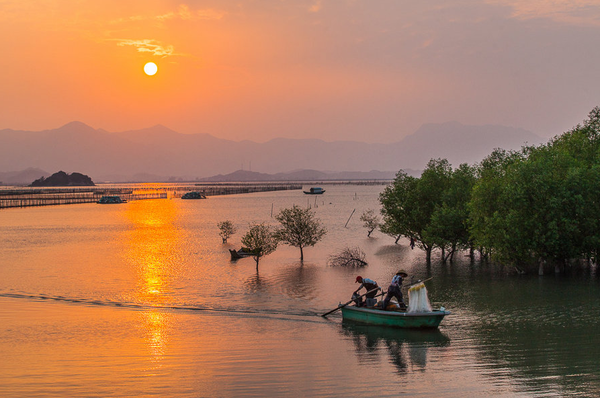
[97,195,126,204]
[303,187,325,195]
[181,191,207,199]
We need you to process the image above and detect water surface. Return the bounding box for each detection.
[1,185,599,397]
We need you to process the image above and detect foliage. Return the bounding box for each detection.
[328,247,368,267]
[274,205,326,260]
[425,163,477,261]
[468,148,525,259]
[468,106,600,272]
[240,223,278,267]
[217,220,236,243]
[380,106,600,272]
[380,159,452,261]
[359,209,380,237]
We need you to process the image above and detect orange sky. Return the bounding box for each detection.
[1,0,600,142]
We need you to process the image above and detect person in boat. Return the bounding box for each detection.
[353,276,380,307]
[381,270,408,311]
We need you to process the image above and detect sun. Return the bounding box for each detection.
[144,62,158,76]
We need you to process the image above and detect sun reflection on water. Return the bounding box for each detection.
[141,310,170,365]
[125,199,182,305]
[123,199,185,368]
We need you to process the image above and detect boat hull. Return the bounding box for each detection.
[97,195,126,204]
[341,306,449,329]
[303,187,325,194]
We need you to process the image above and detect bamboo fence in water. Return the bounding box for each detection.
[0,184,302,209]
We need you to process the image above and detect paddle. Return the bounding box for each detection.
[321,287,380,317]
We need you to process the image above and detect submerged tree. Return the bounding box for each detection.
[328,247,368,267]
[380,160,451,262]
[469,108,600,272]
[360,209,380,237]
[240,223,278,269]
[274,205,326,261]
[425,163,477,262]
[217,220,236,243]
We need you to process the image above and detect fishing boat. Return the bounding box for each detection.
[303,187,325,195]
[97,195,126,204]
[181,191,206,199]
[341,306,449,329]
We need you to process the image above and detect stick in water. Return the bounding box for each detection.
[344,209,356,228]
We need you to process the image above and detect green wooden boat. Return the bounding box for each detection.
[341,306,450,329]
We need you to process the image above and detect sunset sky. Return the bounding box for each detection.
[1,0,599,143]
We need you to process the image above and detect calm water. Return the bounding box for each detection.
[1,185,599,397]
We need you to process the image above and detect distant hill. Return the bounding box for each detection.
[200,169,420,182]
[0,168,49,186]
[0,121,546,182]
[30,171,95,187]
[390,122,543,168]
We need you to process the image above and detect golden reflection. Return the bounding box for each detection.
[125,198,182,305]
[123,198,184,370]
[132,183,165,196]
[141,310,170,365]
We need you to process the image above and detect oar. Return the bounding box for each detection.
[321,287,380,317]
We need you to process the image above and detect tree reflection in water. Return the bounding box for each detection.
[341,320,450,374]
[243,270,272,294]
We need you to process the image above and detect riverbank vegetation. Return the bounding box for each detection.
[380,107,600,274]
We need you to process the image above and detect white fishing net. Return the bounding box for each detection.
[407,282,432,313]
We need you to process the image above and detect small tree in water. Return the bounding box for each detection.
[328,247,368,267]
[217,220,236,243]
[360,209,380,237]
[241,223,278,268]
[274,205,326,261]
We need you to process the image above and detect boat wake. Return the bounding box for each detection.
[0,291,329,324]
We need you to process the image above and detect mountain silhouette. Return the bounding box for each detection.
[0,121,545,182]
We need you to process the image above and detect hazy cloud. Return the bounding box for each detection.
[115,39,177,57]
[309,1,322,13]
[112,4,226,24]
[488,0,600,26]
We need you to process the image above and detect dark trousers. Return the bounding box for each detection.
[382,284,404,310]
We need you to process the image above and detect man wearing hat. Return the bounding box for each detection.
[381,270,408,310]
[353,276,380,307]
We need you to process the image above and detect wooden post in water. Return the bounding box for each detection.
[344,209,356,228]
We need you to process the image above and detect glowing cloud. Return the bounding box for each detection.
[116,39,177,57]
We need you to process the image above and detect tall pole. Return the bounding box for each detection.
[345,209,356,228]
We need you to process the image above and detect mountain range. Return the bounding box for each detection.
[0,121,546,183]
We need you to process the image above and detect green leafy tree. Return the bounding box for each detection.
[468,148,524,261]
[425,163,477,262]
[360,209,380,237]
[380,159,451,262]
[241,223,278,268]
[217,220,236,243]
[274,205,326,261]
[469,107,600,272]
[379,219,403,244]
